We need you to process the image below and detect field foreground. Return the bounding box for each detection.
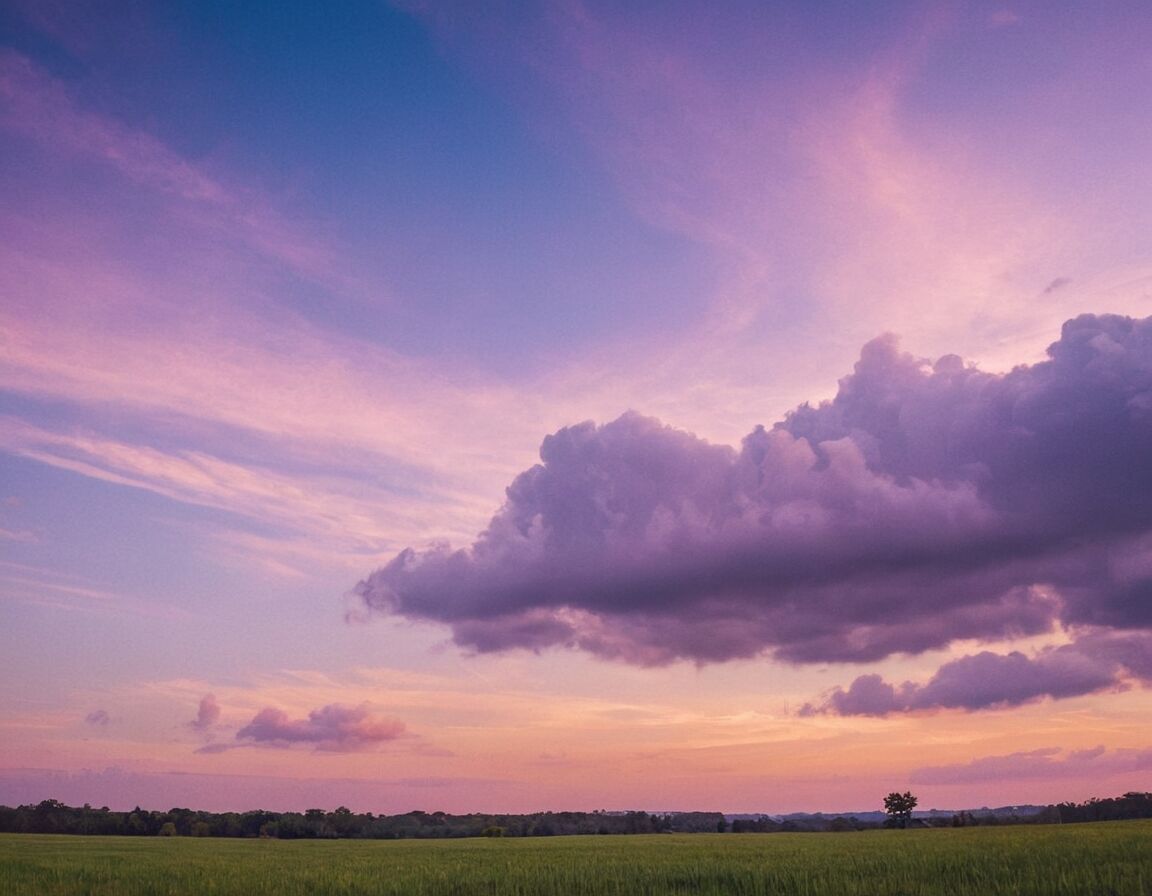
[2,821,1149,895]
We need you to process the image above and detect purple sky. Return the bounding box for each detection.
[2,0,1152,815]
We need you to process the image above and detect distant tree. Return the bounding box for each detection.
[883,791,918,828]
[127,810,149,836]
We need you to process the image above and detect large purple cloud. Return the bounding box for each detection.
[354,314,1152,687]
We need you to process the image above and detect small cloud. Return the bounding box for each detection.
[194,743,232,755]
[1043,276,1072,294]
[85,709,110,726]
[988,10,1021,27]
[189,694,221,731]
[530,752,578,767]
[226,703,406,752]
[800,673,900,717]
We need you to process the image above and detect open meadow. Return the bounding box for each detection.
[2,821,1149,896]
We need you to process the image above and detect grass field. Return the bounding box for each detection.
[2,821,1149,895]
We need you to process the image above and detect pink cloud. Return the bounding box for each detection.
[189,695,221,732]
[0,559,190,620]
[215,703,407,752]
[0,51,223,203]
[0,50,334,281]
[912,746,1152,785]
[0,525,37,544]
[406,2,1152,401]
[0,55,570,573]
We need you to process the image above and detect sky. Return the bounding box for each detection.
[2,0,1152,816]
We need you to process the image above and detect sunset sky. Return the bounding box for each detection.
[3,0,1152,816]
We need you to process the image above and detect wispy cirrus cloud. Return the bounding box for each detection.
[7,2,1152,591]
[0,44,549,574]
[401,1,1152,432]
[0,49,336,281]
[0,525,36,544]
[0,416,479,571]
[911,745,1152,785]
[0,560,188,620]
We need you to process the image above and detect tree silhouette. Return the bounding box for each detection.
[883,791,918,828]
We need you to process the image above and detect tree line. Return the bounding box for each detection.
[0,792,1148,839]
[1053,792,1152,824]
[0,801,723,839]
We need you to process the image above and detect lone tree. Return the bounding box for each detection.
[883,791,918,828]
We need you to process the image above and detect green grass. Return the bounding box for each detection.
[1,821,1149,895]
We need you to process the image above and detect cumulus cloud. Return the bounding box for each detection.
[802,631,1152,715]
[911,745,1152,785]
[189,694,221,731]
[223,704,406,752]
[354,314,1152,689]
